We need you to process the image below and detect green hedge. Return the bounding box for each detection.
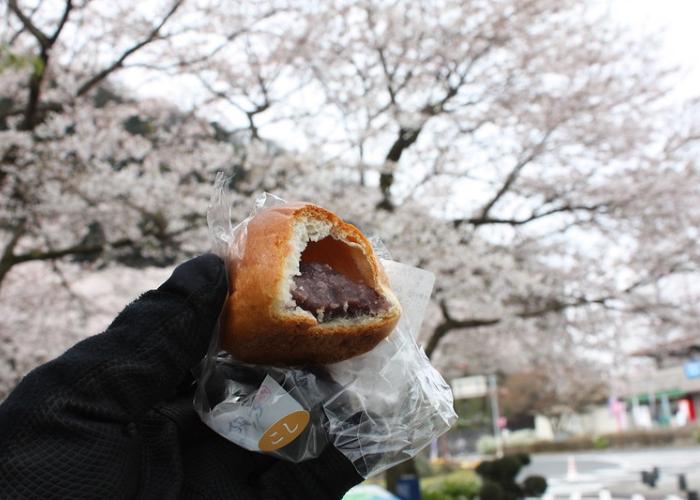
[502,425,700,455]
[421,471,480,500]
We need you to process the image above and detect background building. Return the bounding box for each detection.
[626,337,700,428]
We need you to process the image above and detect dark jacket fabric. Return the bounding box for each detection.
[0,254,361,499]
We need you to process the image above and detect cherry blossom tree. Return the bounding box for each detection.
[1,0,699,424]
[294,0,700,372]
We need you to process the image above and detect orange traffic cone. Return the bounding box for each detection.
[566,455,578,481]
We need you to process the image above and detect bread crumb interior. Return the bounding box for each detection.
[277,216,379,322]
[299,236,371,285]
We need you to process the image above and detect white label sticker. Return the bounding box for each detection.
[207,375,308,451]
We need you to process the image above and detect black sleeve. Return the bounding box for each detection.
[0,254,362,500]
[179,425,362,500]
[0,254,228,499]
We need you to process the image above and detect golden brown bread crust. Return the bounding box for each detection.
[221,202,401,365]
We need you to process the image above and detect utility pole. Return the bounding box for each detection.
[489,373,503,457]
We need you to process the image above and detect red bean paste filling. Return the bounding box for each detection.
[292,261,388,322]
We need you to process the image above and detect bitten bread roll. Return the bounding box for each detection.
[221,202,401,365]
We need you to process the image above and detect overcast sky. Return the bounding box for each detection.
[612,0,700,100]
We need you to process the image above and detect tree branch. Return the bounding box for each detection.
[0,220,27,287]
[0,101,63,122]
[49,0,73,44]
[376,46,397,105]
[7,0,47,46]
[424,293,611,359]
[196,75,270,140]
[9,0,73,130]
[423,299,500,358]
[455,202,610,227]
[377,127,422,211]
[75,0,183,97]
[0,216,195,290]
[11,238,133,265]
[8,0,50,49]
[475,129,554,222]
[377,44,491,211]
[166,8,286,69]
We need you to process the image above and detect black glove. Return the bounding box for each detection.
[0,254,362,499]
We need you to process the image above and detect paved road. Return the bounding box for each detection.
[519,447,700,499]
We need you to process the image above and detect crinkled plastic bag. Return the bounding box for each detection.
[194,175,456,477]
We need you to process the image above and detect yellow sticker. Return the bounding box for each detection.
[258,410,310,451]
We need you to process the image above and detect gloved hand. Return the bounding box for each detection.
[0,254,362,499]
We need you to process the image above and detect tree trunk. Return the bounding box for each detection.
[377,127,422,211]
[0,221,25,290]
[0,257,13,290]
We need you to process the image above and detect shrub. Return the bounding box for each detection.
[414,454,433,478]
[478,480,506,500]
[522,475,547,497]
[422,478,480,500]
[592,435,610,449]
[475,454,547,499]
[477,435,497,455]
[421,471,481,500]
[516,453,531,466]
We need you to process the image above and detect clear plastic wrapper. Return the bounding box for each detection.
[195,176,456,477]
